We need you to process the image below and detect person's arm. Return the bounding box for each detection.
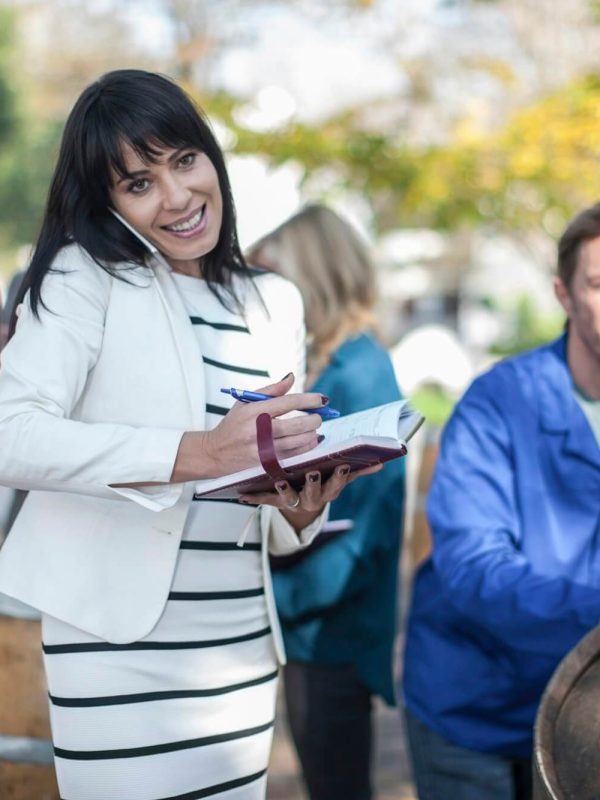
[274,350,405,609]
[0,252,325,512]
[0,248,185,509]
[428,374,600,658]
[274,459,405,619]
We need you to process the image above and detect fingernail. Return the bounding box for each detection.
[321,395,329,405]
[317,434,325,443]
[308,472,320,483]
[275,481,289,492]
[281,372,293,381]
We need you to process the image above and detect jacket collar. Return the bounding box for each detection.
[327,333,368,368]
[110,209,206,431]
[538,335,572,433]
[152,256,207,430]
[538,334,600,470]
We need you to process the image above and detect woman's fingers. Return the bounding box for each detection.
[271,414,321,438]
[320,464,351,502]
[321,462,383,498]
[271,417,323,457]
[232,373,329,420]
[302,471,322,508]
[345,463,383,484]
[252,391,328,418]
[253,372,296,396]
[238,462,383,511]
[240,472,320,512]
[274,480,301,509]
[275,432,322,459]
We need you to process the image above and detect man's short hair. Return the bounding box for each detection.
[558,203,600,289]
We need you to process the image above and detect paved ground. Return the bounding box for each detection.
[267,690,417,800]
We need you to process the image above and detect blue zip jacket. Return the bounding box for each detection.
[272,333,405,704]
[403,335,600,757]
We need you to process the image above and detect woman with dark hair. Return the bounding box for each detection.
[0,70,377,799]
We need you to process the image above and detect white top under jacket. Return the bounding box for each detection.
[0,242,324,654]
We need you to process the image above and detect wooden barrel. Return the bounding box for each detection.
[0,594,58,799]
[534,624,600,800]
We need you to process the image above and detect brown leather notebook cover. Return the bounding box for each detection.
[194,412,407,501]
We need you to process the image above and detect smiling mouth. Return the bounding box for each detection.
[162,205,206,233]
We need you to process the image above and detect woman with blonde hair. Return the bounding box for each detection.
[248,205,406,800]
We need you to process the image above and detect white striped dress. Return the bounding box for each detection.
[42,271,282,800]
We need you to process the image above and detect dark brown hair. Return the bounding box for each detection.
[10,69,250,336]
[558,203,600,290]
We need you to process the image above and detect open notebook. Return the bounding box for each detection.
[193,399,424,501]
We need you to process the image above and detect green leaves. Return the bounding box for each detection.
[0,8,60,248]
[202,72,600,235]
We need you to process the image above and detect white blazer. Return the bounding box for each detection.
[0,242,323,655]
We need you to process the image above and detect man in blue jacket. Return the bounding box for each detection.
[403,203,600,800]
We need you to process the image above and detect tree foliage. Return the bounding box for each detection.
[0,7,17,145]
[0,8,63,249]
[2,0,600,249]
[199,72,600,236]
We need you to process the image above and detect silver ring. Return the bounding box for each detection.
[286,496,301,509]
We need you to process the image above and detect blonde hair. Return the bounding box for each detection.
[247,205,378,375]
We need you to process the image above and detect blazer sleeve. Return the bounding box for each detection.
[0,246,185,510]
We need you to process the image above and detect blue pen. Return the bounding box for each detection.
[220,388,341,420]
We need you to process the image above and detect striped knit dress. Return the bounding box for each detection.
[42,271,280,800]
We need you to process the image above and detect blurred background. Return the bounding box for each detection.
[0,1,599,797]
[3,0,599,422]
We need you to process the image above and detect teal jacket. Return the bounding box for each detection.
[272,333,405,704]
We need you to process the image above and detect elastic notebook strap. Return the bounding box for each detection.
[256,413,289,482]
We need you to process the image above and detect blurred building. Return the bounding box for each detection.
[375,226,561,397]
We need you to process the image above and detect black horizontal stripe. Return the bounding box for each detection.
[62,769,267,800]
[49,669,278,708]
[180,540,261,551]
[42,626,271,655]
[206,403,229,416]
[61,768,267,800]
[54,719,274,761]
[202,356,269,377]
[155,768,267,800]
[168,588,264,601]
[189,316,249,333]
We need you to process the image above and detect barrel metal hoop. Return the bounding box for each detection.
[0,735,54,764]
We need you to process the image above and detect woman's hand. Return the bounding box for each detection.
[170,373,327,482]
[239,462,384,532]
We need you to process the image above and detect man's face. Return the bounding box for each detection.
[555,236,600,364]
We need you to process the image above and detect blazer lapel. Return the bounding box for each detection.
[150,254,207,431]
[110,210,206,430]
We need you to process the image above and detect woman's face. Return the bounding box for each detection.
[109,143,223,275]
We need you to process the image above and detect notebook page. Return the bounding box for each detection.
[313,400,409,450]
